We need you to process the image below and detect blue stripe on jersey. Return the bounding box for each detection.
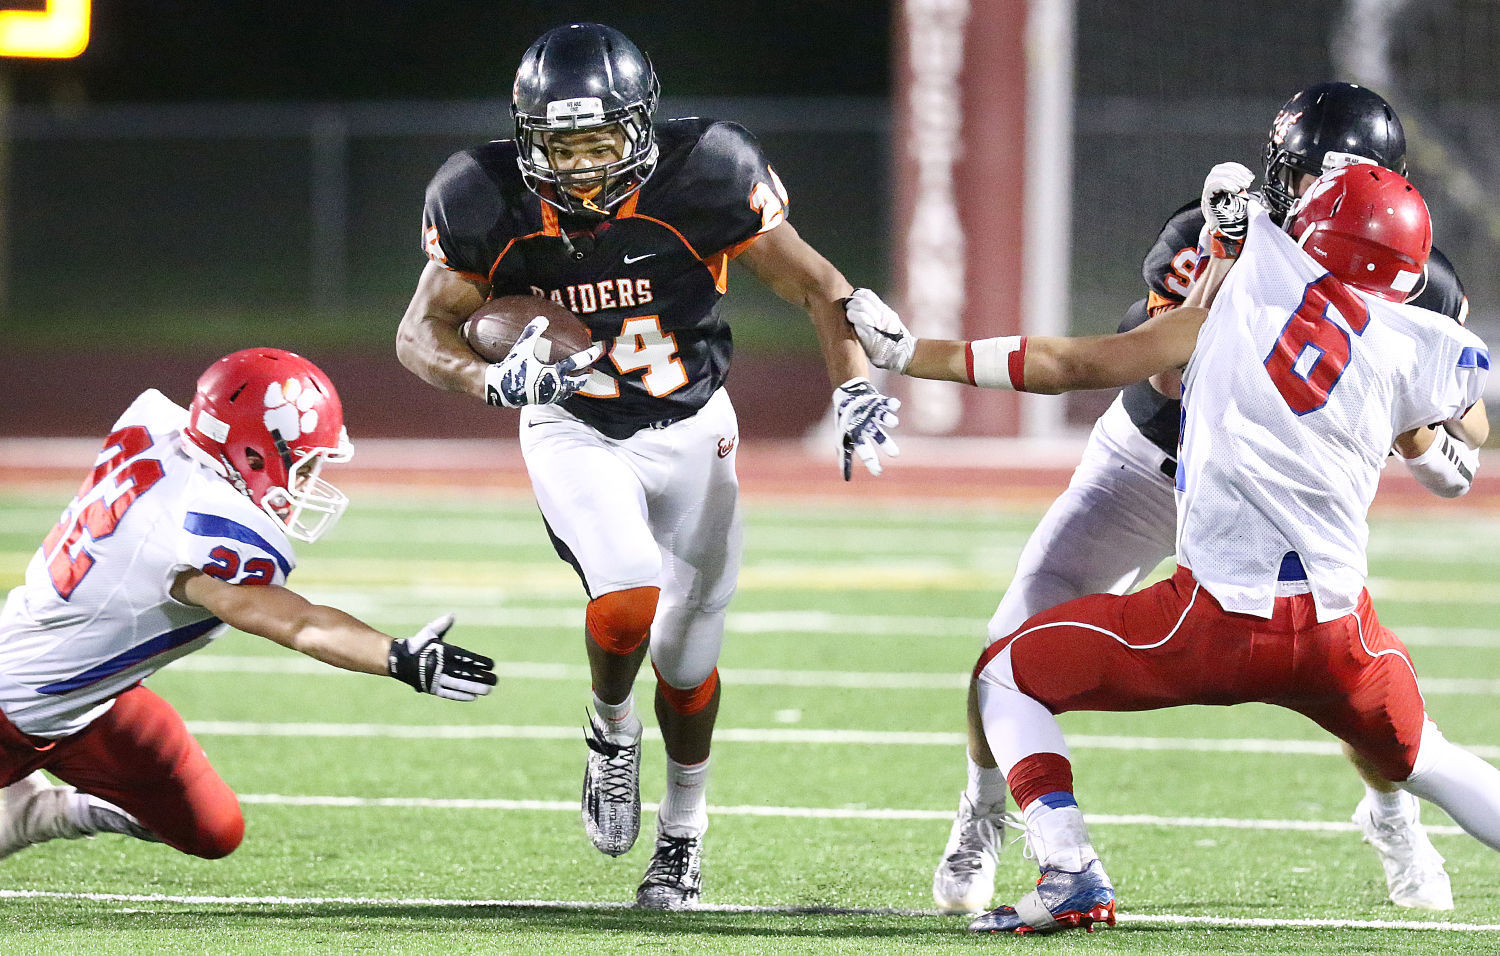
[1458,346,1490,371]
[184,511,292,575]
[37,616,223,694]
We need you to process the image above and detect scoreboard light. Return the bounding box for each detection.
[0,0,90,59]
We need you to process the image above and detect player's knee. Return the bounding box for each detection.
[182,805,245,859]
[586,586,659,656]
[655,666,719,716]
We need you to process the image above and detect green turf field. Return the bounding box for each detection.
[1,487,1498,953]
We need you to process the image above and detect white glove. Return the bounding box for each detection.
[484,317,603,408]
[844,289,915,373]
[833,377,900,480]
[1200,161,1256,257]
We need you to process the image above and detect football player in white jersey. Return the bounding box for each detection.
[0,348,495,863]
[852,81,1468,915]
[849,165,1499,933]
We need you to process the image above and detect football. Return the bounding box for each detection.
[461,295,595,364]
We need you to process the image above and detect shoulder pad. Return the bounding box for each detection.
[1410,246,1468,324]
[639,119,786,257]
[175,485,295,587]
[422,141,534,281]
[111,389,189,436]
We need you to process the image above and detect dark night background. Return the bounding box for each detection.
[6,2,892,103]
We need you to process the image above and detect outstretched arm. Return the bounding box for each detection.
[899,306,1209,394]
[173,571,497,700]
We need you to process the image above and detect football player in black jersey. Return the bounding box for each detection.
[848,82,1470,915]
[395,22,900,910]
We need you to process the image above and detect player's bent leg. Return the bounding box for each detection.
[44,686,243,858]
[940,449,1174,914]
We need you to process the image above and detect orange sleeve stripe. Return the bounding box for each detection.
[627,212,705,261]
[722,231,765,262]
[1147,290,1183,316]
[488,230,550,283]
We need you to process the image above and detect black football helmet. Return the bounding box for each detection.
[1261,82,1407,223]
[512,23,661,217]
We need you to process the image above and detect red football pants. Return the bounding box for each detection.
[975,565,1426,781]
[0,685,243,858]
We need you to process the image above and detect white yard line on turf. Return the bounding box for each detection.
[229,793,1468,836]
[0,889,1495,931]
[179,720,1500,760]
[168,655,1500,695]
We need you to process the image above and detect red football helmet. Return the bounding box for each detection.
[184,348,353,542]
[1286,164,1432,302]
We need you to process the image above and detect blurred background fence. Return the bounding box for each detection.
[5,0,1500,438]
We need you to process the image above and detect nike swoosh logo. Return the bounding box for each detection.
[872,327,904,342]
[623,253,656,264]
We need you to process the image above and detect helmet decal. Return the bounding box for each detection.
[1269,108,1303,147]
[263,378,321,444]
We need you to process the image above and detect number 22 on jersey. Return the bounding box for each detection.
[41,425,165,599]
[1264,274,1370,415]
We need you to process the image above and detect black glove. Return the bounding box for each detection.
[387,614,497,701]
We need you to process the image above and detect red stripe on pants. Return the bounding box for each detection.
[975,566,1425,781]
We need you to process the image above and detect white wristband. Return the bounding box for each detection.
[966,336,1027,390]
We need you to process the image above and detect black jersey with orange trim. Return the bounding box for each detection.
[1120,199,1470,458]
[422,118,784,438]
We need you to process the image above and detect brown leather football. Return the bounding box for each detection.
[461,295,595,364]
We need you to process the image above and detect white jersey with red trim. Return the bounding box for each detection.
[0,390,296,738]
[1176,207,1488,621]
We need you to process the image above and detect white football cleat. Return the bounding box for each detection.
[581,713,642,857]
[1353,790,1453,910]
[933,792,1015,914]
[0,771,91,860]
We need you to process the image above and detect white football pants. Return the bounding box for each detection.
[520,388,742,689]
[986,396,1179,644]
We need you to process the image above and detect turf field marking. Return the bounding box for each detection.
[179,721,1500,760]
[1,889,1496,931]
[228,793,1467,836]
[169,655,1500,695]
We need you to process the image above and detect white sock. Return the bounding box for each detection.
[975,674,1070,776]
[1364,784,1413,824]
[1403,721,1500,851]
[592,691,642,744]
[1023,800,1098,873]
[656,756,710,838]
[966,753,1008,815]
[66,793,157,842]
